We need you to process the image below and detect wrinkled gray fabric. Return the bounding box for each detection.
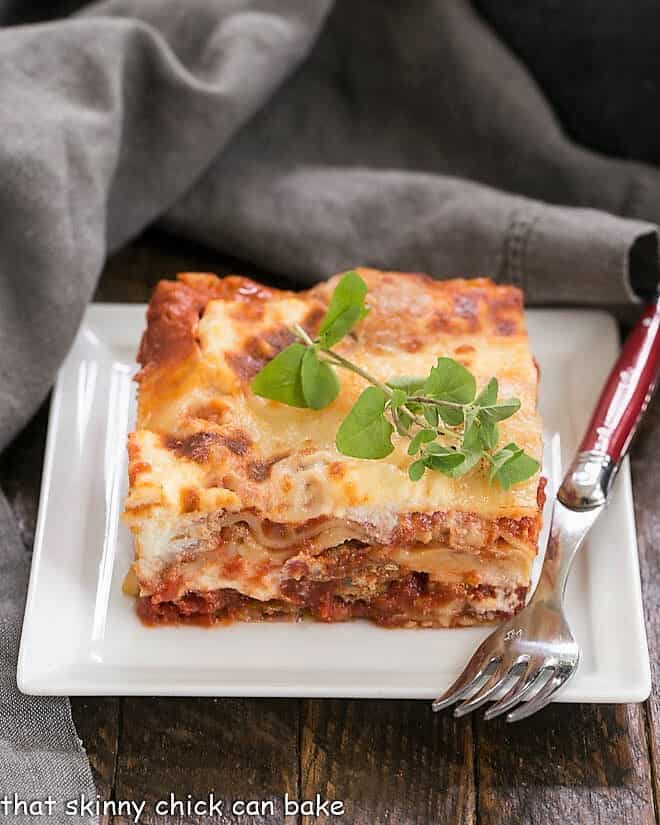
[0,0,332,451]
[0,492,96,823]
[2,0,660,813]
[166,0,660,294]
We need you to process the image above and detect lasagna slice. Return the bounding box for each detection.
[123,268,544,627]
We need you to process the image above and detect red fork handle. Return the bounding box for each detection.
[559,292,660,510]
[579,293,660,463]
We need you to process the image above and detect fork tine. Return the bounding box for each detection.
[505,666,576,723]
[432,655,500,712]
[453,660,528,718]
[482,663,551,721]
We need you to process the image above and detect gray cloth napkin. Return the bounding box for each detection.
[0,496,95,823]
[1,0,660,814]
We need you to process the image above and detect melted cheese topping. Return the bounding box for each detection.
[125,270,542,536]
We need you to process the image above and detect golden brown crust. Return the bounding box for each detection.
[332,272,525,347]
[136,272,276,382]
[133,268,532,435]
[137,269,523,389]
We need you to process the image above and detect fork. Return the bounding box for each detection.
[433,290,660,722]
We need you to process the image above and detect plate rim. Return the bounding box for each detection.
[17,303,652,702]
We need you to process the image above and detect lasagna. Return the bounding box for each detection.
[123,268,544,627]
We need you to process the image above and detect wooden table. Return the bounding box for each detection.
[2,229,658,824]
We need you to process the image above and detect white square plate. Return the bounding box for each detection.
[18,305,651,701]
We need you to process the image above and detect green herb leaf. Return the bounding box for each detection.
[493,399,522,420]
[300,347,340,410]
[475,377,498,408]
[407,428,436,456]
[251,343,308,408]
[478,417,499,450]
[424,443,467,471]
[490,443,540,490]
[423,405,440,427]
[425,449,467,473]
[408,458,427,481]
[488,442,520,479]
[436,404,464,426]
[424,443,455,456]
[423,357,476,404]
[480,398,521,422]
[318,271,369,347]
[390,388,408,408]
[392,407,413,435]
[387,375,426,394]
[336,387,394,459]
[442,448,482,478]
[462,407,480,451]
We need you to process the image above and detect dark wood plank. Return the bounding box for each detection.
[112,697,300,824]
[476,703,654,825]
[300,699,474,825]
[631,395,660,810]
[70,698,121,804]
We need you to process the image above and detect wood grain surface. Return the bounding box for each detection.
[2,229,658,825]
[300,699,474,825]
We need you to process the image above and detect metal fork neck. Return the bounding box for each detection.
[557,450,616,510]
[531,499,603,606]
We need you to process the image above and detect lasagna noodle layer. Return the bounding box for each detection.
[137,541,531,629]
[129,492,544,595]
[134,532,535,628]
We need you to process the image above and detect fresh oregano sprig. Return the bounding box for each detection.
[250,271,540,490]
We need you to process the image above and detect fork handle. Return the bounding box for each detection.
[559,291,660,510]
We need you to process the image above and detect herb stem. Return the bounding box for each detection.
[319,348,393,396]
[407,395,465,409]
[319,345,460,444]
[292,323,316,348]
[403,407,462,444]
